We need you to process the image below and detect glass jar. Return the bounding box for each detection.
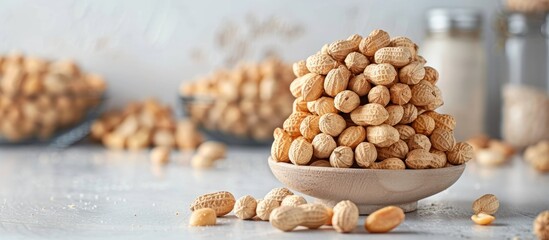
[421,9,486,141]
[500,12,549,148]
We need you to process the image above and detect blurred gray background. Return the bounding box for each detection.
[0,0,503,135]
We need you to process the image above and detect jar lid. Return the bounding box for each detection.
[427,8,482,33]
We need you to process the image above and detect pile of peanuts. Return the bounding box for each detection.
[180,58,294,141]
[271,30,474,169]
[189,188,405,234]
[0,53,106,142]
[90,99,203,150]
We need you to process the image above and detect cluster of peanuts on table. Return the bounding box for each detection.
[270,30,474,169]
[188,188,405,234]
[91,99,229,168]
[0,53,106,142]
[180,58,294,141]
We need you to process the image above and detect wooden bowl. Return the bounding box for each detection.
[268,157,465,214]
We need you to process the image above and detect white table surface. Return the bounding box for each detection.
[0,145,547,240]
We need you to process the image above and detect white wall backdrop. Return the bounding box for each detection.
[0,0,502,135]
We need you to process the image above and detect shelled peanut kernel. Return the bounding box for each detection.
[270,30,472,169]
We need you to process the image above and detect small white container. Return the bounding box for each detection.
[421,9,486,141]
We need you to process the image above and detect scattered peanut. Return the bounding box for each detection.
[190,191,235,217]
[473,194,499,215]
[299,203,330,229]
[150,146,170,165]
[281,195,307,207]
[534,210,549,240]
[365,206,405,233]
[525,141,549,172]
[256,198,280,221]
[264,187,294,203]
[471,213,496,225]
[332,200,359,233]
[234,195,257,220]
[269,206,306,231]
[189,208,217,226]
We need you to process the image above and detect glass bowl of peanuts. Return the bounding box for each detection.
[178,58,295,146]
[0,54,107,146]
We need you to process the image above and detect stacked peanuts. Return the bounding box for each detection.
[0,53,105,142]
[271,30,474,169]
[91,99,203,150]
[180,58,294,141]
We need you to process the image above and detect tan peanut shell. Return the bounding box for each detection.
[399,61,425,85]
[345,52,369,74]
[411,114,436,135]
[524,141,549,172]
[299,203,330,229]
[447,142,474,165]
[359,29,390,56]
[389,83,412,105]
[355,142,377,168]
[315,97,338,116]
[410,80,436,106]
[399,103,418,124]
[368,85,390,106]
[320,44,329,54]
[190,191,236,217]
[337,126,366,148]
[371,158,406,170]
[423,66,439,84]
[330,146,354,168]
[150,146,170,165]
[377,140,409,160]
[256,198,280,220]
[271,128,292,162]
[364,63,397,86]
[289,137,314,165]
[332,200,359,233]
[394,124,416,140]
[389,36,418,56]
[265,187,294,202]
[350,103,389,126]
[234,195,257,220]
[348,74,371,96]
[384,105,404,126]
[334,90,360,113]
[197,141,226,160]
[430,128,456,151]
[301,73,325,101]
[407,134,432,151]
[293,60,309,77]
[328,39,358,61]
[365,206,405,233]
[431,113,457,131]
[347,33,363,45]
[366,124,400,148]
[534,211,549,240]
[306,53,338,75]
[473,194,499,215]
[324,65,351,97]
[293,97,309,113]
[312,133,337,159]
[310,159,332,167]
[269,206,305,231]
[422,85,444,111]
[283,112,309,137]
[290,76,306,98]
[374,47,413,67]
[189,208,217,226]
[405,149,436,169]
[430,150,448,168]
[300,115,321,140]
[319,113,347,137]
[281,195,307,207]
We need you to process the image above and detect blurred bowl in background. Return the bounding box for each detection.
[0,94,106,147]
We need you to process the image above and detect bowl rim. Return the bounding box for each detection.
[268,157,466,173]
